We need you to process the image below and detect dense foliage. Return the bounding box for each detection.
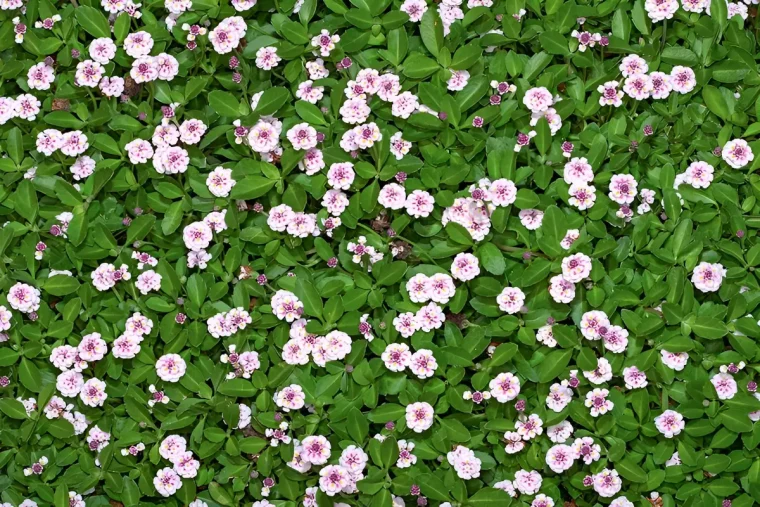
[2,0,760,506]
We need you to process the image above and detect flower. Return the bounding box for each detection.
[691,262,726,293]
[156,354,186,382]
[153,468,182,497]
[497,287,525,314]
[593,469,622,497]
[655,410,685,438]
[722,139,754,169]
[406,402,434,432]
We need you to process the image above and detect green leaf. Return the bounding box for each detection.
[217,379,256,397]
[347,407,369,442]
[419,474,451,501]
[75,6,111,38]
[187,274,207,307]
[295,101,327,125]
[0,398,29,419]
[19,358,42,392]
[403,53,440,79]
[374,261,408,286]
[254,87,290,115]
[127,214,156,244]
[615,457,648,482]
[295,281,323,318]
[539,31,569,55]
[420,9,444,58]
[466,488,514,506]
[230,176,277,200]
[534,117,552,155]
[15,179,38,223]
[209,90,243,117]
[478,243,505,275]
[692,317,728,339]
[44,276,81,296]
[451,44,483,69]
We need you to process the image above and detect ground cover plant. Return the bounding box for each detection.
[1,0,760,505]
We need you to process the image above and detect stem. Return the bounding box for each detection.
[661,20,667,53]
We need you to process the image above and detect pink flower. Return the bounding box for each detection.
[124,31,154,57]
[405,190,435,218]
[497,287,525,314]
[649,71,672,99]
[311,29,340,57]
[523,87,553,113]
[645,0,678,21]
[684,161,714,188]
[77,333,107,362]
[409,349,437,379]
[80,378,107,407]
[661,350,689,371]
[156,354,186,382]
[296,80,325,104]
[585,388,613,417]
[319,465,350,496]
[489,178,517,206]
[561,253,592,282]
[670,66,696,94]
[711,372,738,400]
[89,37,117,64]
[153,468,181,497]
[608,174,638,204]
[447,70,470,91]
[549,275,576,303]
[130,57,158,83]
[378,183,407,210]
[722,139,754,168]
[691,262,726,293]
[623,366,648,389]
[513,470,542,495]
[390,132,412,160]
[136,270,162,295]
[393,312,420,338]
[519,209,544,229]
[406,402,434,433]
[287,123,318,151]
[255,46,281,70]
[415,302,445,331]
[183,221,213,251]
[382,343,412,372]
[546,382,573,412]
[391,91,419,119]
[623,73,652,100]
[489,372,521,402]
[563,157,595,185]
[125,139,154,164]
[447,446,481,479]
[301,435,331,464]
[592,468,622,497]
[275,384,306,411]
[206,167,236,197]
[27,63,55,90]
[597,81,623,107]
[451,253,480,281]
[400,0,428,22]
[654,409,685,438]
[546,444,575,472]
[602,325,629,353]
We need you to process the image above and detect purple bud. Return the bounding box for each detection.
[438,111,448,121]
[176,297,184,306]
[28,312,38,321]
[713,146,722,156]
[263,478,275,488]
[599,36,609,46]
[410,485,421,496]
[0,376,9,387]
[722,500,732,507]
[643,125,653,136]
[187,41,197,50]
[327,257,338,268]
[257,274,268,285]
[489,94,501,105]
[175,313,187,324]
[748,381,757,392]
[417,497,428,506]
[522,252,532,260]
[274,412,283,421]
[253,202,264,212]
[232,72,242,83]
[472,116,484,128]
[44,56,55,67]
[582,475,593,487]
[387,228,396,237]
[395,172,407,183]
[561,141,574,153]
[229,56,239,69]
[546,316,556,325]
[137,112,147,121]
[345,364,354,373]
[71,49,80,59]
[316,132,325,142]
[134,207,143,216]
[385,421,395,431]
[50,224,62,236]
[340,57,352,69]
[737,230,745,238]
[122,217,132,226]
[515,399,526,411]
